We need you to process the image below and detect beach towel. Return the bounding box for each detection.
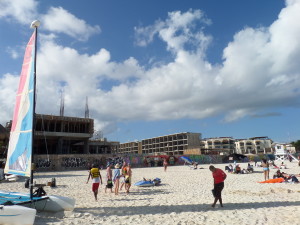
[258,178,285,183]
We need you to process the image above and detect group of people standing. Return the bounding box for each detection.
[86,162,132,201]
[85,159,227,208]
[87,158,294,207]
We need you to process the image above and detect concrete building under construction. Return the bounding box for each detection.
[5,114,94,155]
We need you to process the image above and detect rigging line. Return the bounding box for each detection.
[40,114,49,162]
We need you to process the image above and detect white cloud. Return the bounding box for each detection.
[0,0,37,24]
[134,21,164,47]
[134,9,212,52]
[0,73,20,123]
[0,1,100,41]
[1,1,300,135]
[41,7,100,41]
[6,47,20,59]
[216,0,300,121]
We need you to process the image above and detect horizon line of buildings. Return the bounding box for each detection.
[117,133,280,155]
[0,114,295,157]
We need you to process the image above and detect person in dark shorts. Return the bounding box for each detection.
[124,164,132,194]
[105,179,113,193]
[209,165,227,208]
[105,164,113,193]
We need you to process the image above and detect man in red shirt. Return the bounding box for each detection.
[209,165,227,208]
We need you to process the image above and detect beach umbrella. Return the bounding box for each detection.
[180,156,193,164]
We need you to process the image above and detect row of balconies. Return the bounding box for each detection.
[143,142,188,147]
[119,149,139,152]
[205,146,235,149]
[142,145,186,150]
[142,136,188,144]
[119,143,139,148]
[142,144,187,149]
[206,142,235,145]
[237,141,270,145]
[205,140,270,146]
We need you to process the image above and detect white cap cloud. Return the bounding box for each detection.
[41,7,100,41]
[0,0,37,24]
[0,0,100,41]
[1,0,300,137]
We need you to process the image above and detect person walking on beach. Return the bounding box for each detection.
[86,164,103,201]
[113,164,121,195]
[105,164,113,193]
[163,158,168,172]
[209,165,227,208]
[261,159,270,180]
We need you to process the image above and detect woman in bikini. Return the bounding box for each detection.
[261,159,270,181]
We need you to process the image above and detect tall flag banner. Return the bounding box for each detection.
[4,31,36,177]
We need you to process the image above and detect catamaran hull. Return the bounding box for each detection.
[4,174,19,182]
[0,205,36,225]
[0,191,75,212]
[21,195,75,212]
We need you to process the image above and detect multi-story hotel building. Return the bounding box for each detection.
[117,141,141,154]
[118,132,201,155]
[235,136,272,154]
[201,137,236,155]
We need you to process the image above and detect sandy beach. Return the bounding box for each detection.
[1,161,300,225]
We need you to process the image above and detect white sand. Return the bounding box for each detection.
[1,161,300,225]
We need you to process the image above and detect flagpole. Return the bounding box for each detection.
[30,20,40,200]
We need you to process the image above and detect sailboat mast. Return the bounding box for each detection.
[30,20,40,200]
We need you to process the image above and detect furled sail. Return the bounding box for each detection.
[4,31,36,177]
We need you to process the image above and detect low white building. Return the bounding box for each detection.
[201,137,236,155]
[235,136,272,154]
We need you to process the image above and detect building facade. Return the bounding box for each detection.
[201,137,236,155]
[117,141,141,154]
[118,132,201,156]
[5,114,94,155]
[235,136,272,154]
[87,138,120,154]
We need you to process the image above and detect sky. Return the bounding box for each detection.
[1,0,300,144]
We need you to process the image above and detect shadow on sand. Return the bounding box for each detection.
[35,200,300,223]
[129,189,171,196]
[34,173,85,179]
[74,201,300,217]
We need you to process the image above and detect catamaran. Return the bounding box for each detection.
[0,21,75,224]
